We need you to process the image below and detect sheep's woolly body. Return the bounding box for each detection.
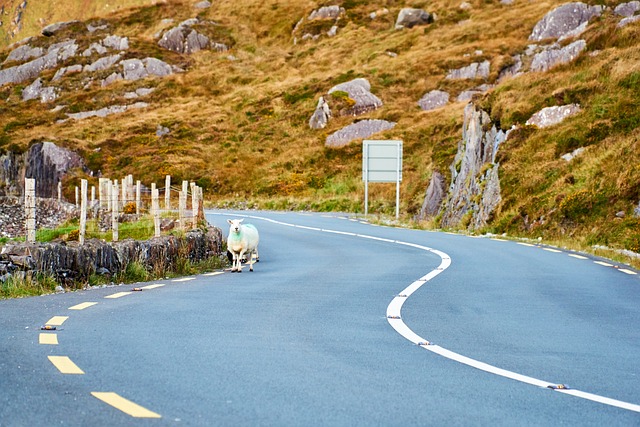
[227,219,260,272]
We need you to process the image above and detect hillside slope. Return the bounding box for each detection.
[0,0,639,257]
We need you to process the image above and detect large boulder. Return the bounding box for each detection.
[395,8,433,29]
[416,171,446,221]
[328,78,383,116]
[309,96,332,129]
[26,142,86,198]
[158,18,229,54]
[526,104,581,128]
[446,60,490,80]
[325,119,396,148]
[529,2,603,41]
[417,90,450,111]
[530,40,586,72]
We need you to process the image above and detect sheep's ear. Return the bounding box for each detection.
[238,219,244,223]
[227,219,233,225]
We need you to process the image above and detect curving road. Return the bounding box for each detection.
[1,210,639,426]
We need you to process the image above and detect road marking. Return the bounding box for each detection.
[91,392,161,418]
[172,277,195,282]
[568,254,588,260]
[517,242,536,247]
[141,284,165,289]
[619,268,637,275]
[542,248,562,253]
[48,356,84,374]
[594,261,613,267]
[203,272,224,277]
[39,333,58,345]
[69,302,98,310]
[46,316,69,326]
[209,211,640,412]
[105,292,132,299]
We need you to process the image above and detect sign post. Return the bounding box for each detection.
[362,140,403,219]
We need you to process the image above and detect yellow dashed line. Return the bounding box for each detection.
[48,356,84,374]
[69,302,98,310]
[39,333,58,345]
[105,292,132,299]
[91,392,161,418]
[46,316,69,326]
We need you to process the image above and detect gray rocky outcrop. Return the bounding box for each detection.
[0,227,223,285]
[325,119,396,148]
[530,40,586,72]
[293,5,345,43]
[529,2,603,41]
[526,104,581,128]
[440,103,508,230]
[309,96,331,129]
[417,90,449,111]
[158,18,229,54]
[64,102,149,121]
[42,21,81,37]
[0,142,86,198]
[395,8,433,29]
[614,1,640,16]
[309,5,344,20]
[446,60,490,80]
[416,171,446,221]
[121,57,173,81]
[456,84,494,102]
[22,78,58,103]
[0,40,77,86]
[328,78,383,116]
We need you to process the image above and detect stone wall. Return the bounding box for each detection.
[0,228,224,285]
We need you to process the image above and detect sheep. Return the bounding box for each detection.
[226,219,260,272]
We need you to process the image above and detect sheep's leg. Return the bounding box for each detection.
[231,252,238,272]
[249,250,255,272]
[237,249,246,272]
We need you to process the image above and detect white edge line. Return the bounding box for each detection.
[207,211,640,413]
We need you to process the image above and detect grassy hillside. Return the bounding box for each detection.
[1,0,639,260]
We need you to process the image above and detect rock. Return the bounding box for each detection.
[395,8,433,29]
[561,147,585,162]
[309,96,331,129]
[497,55,522,82]
[158,18,227,54]
[456,84,493,102]
[0,197,78,237]
[416,171,446,220]
[65,102,148,121]
[3,44,44,64]
[529,2,603,41]
[121,57,173,81]
[325,119,396,148]
[618,15,640,27]
[156,125,170,137]
[194,1,211,8]
[328,78,383,116]
[22,77,44,101]
[440,103,508,229]
[26,142,86,198]
[634,201,640,217]
[309,5,344,20]
[42,21,81,37]
[446,60,490,80]
[83,42,108,57]
[101,72,123,86]
[526,104,581,127]
[614,1,640,17]
[417,90,449,111]
[530,40,586,72]
[83,54,122,73]
[103,35,129,51]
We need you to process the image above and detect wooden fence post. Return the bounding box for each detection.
[111,181,119,242]
[179,190,186,230]
[192,185,200,229]
[75,186,79,207]
[80,179,87,245]
[136,180,141,215]
[91,185,95,206]
[165,175,171,210]
[152,187,160,238]
[25,178,36,243]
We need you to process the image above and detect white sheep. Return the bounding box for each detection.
[226,219,260,272]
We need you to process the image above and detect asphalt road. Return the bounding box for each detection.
[1,210,639,426]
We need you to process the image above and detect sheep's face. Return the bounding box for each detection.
[227,218,244,234]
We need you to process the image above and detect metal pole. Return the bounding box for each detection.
[364,142,369,217]
[396,142,400,220]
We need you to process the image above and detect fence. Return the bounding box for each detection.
[21,174,205,244]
